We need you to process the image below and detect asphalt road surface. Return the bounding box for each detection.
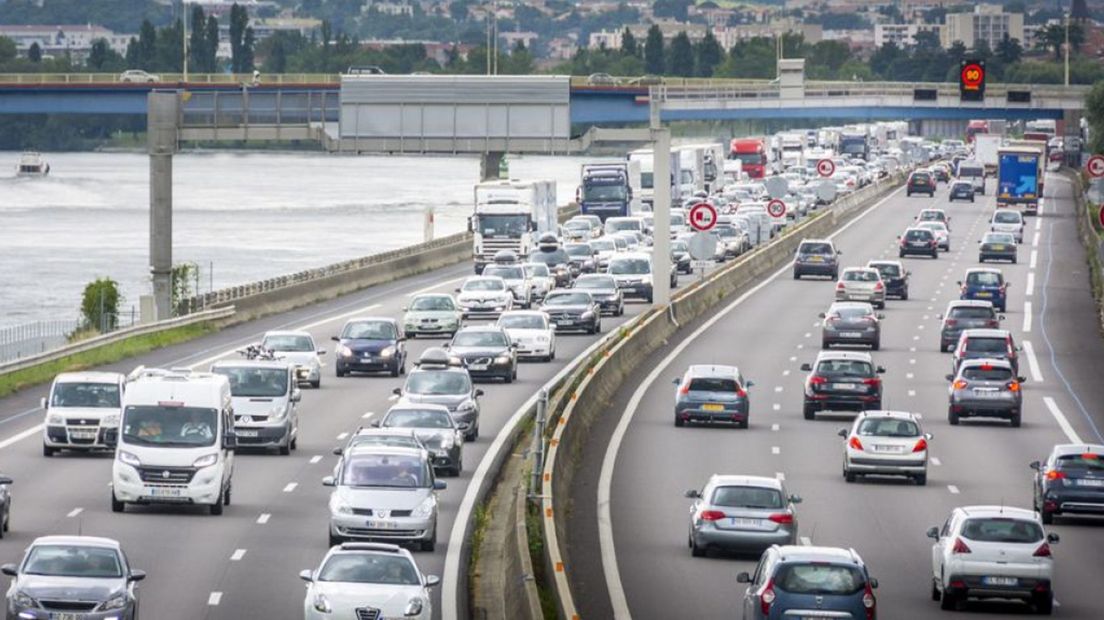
[568,173,1104,619]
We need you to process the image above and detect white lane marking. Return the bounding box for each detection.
[256,513,271,524]
[283,482,298,493]
[208,592,223,606]
[804,332,811,338]
[796,343,804,349]
[362,411,374,419]
[931,457,942,467]
[772,404,781,411]
[1023,301,1033,333]
[918,324,925,330]
[771,423,780,432]
[909,359,916,365]
[913,335,920,341]
[799,536,812,546]
[1026,272,1035,297]
[595,185,907,620]
[1035,216,1043,232]
[927,305,933,311]
[406,276,467,298]
[909,347,916,353]
[906,373,914,379]
[1022,340,1044,382]
[789,356,797,362]
[922,315,929,320]
[947,485,960,495]
[337,432,349,440]
[1033,231,1041,247]
[1043,397,1083,444]
[771,446,781,455]
[230,549,247,561]
[1029,249,1038,269]
[774,386,783,393]
[0,425,44,451]
[908,390,916,397]
[309,455,323,464]
[775,472,785,481]
[782,369,790,377]
[67,508,83,518]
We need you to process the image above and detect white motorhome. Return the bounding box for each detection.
[471,179,557,273]
[42,371,126,456]
[111,369,235,515]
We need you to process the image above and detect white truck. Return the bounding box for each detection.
[974,134,1002,177]
[472,179,557,273]
[676,145,707,204]
[628,148,678,211]
[778,133,806,170]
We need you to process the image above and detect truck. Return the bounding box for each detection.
[838,130,870,160]
[471,179,557,273]
[700,142,727,194]
[628,148,678,211]
[676,145,706,203]
[974,134,1002,176]
[778,133,806,170]
[1005,139,1048,199]
[997,146,1042,215]
[579,163,633,222]
[729,138,770,179]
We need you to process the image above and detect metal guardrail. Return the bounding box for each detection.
[0,320,81,364]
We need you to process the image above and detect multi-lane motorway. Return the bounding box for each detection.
[567,173,1104,618]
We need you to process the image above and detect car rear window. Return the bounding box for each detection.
[965,337,1008,354]
[773,563,866,595]
[905,230,932,240]
[688,377,739,392]
[870,263,900,277]
[816,360,874,377]
[967,272,1002,286]
[961,366,1013,381]
[994,212,1021,224]
[799,242,833,255]
[919,212,944,221]
[858,418,919,437]
[843,270,879,282]
[912,173,931,181]
[834,306,873,320]
[710,486,782,509]
[984,234,1015,245]
[1055,453,1104,470]
[949,307,995,319]
[961,518,1043,543]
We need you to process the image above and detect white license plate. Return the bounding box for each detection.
[237,429,259,438]
[729,517,762,527]
[832,383,859,390]
[840,332,863,338]
[147,486,184,498]
[367,520,397,530]
[974,391,1004,399]
[556,322,572,327]
[982,576,1018,586]
[873,444,904,453]
[69,430,96,439]
[51,614,84,620]
[1077,479,1104,487]
[910,242,926,247]
[469,364,488,371]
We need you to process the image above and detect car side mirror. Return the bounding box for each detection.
[936,314,943,320]
[945,374,954,381]
[818,312,826,318]
[837,428,848,438]
[869,577,879,589]
[672,378,681,385]
[454,288,462,293]
[1018,376,1027,383]
[876,366,886,374]
[475,389,485,397]
[425,575,441,588]
[746,380,755,388]
[956,281,962,286]
[322,476,336,487]
[299,569,314,582]
[392,387,402,396]
[1047,533,1060,544]
[789,494,802,504]
[330,336,340,342]
[511,343,519,349]
[924,433,933,441]
[291,390,302,403]
[800,363,812,371]
[736,572,752,584]
[222,433,237,450]
[836,250,842,255]
[0,564,17,577]
[684,489,700,499]
[976,240,981,244]
[434,480,447,491]
[926,526,939,540]
[128,569,147,582]
[332,447,343,456]
[442,343,450,350]
[1029,460,1041,471]
[369,420,381,428]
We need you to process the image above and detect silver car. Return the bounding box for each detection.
[2,536,145,620]
[835,267,886,309]
[686,475,800,557]
[990,209,1025,243]
[377,404,464,477]
[839,410,930,485]
[261,330,326,388]
[402,294,462,338]
[324,446,446,551]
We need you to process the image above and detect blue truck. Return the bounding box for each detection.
[578,163,633,221]
[997,146,1042,216]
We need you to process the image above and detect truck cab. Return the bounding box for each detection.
[579,164,632,222]
[42,371,126,456]
[730,139,769,179]
[472,180,557,274]
[111,369,236,515]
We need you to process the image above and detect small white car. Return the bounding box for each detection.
[522,263,555,301]
[839,410,929,485]
[455,276,514,319]
[917,221,951,251]
[990,209,1025,243]
[42,371,125,456]
[119,69,160,83]
[496,310,556,362]
[927,505,1058,614]
[300,542,438,620]
[262,330,326,388]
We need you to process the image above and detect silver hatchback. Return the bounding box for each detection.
[840,410,931,485]
[686,475,800,557]
[835,267,886,309]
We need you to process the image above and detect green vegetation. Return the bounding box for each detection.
[1087,81,1104,156]
[80,277,122,333]
[0,322,214,398]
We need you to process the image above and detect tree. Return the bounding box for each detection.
[1041,23,1085,61]
[996,34,1023,65]
[449,0,469,22]
[230,3,249,73]
[0,37,17,64]
[87,39,112,70]
[620,27,637,57]
[241,26,255,72]
[668,31,694,77]
[28,42,42,63]
[1086,80,1104,154]
[644,24,664,75]
[653,0,693,22]
[80,277,122,333]
[265,33,288,72]
[137,19,157,70]
[189,5,207,72]
[155,19,184,72]
[504,40,534,74]
[695,30,723,77]
[204,15,220,72]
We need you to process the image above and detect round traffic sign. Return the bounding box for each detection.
[1088,154,1104,178]
[767,199,786,218]
[961,62,984,90]
[815,180,837,203]
[687,231,718,261]
[817,158,836,178]
[688,202,718,232]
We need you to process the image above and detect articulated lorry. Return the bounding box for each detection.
[997,145,1043,216]
[579,163,635,221]
[471,179,558,273]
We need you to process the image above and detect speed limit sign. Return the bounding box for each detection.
[767,199,786,218]
[817,159,836,178]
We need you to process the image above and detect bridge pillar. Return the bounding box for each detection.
[649,97,671,308]
[148,92,179,321]
[480,151,506,181]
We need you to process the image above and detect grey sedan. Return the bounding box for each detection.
[686,475,800,557]
[978,232,1017,264]
[820,302,883,350]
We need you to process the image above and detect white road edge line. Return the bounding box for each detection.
[1043,397,1083,444]
[66,508,82,518]
[1023,301,1033,333]
[1029,249,1038,269]
[596,185,905,620]
[947,485,960,495]
[1022,340,1044,383]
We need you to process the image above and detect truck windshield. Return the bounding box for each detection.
[50,383,120,408]
[476,214,529,237]
[122,406,218,447]
[732,153,764,166]
[212,367,289,398]
[583,184,627,202]
[640,172,654,189]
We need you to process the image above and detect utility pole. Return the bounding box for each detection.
[492,0,499,75]
[649,93,671,307]
[182,0,188,81]
[1064,12,1070,87]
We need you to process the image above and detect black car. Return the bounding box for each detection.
[541,290,602,334]
[564,242,598,275]
[948,180,975,202]
[528,248,572,287]
[571,274,624,316]
[898,227,938,259]
[906,171,936,197]
[671,240,693,275]
[1032,444,1104,524]
[445,326,518,383]
[931,166,950,183]
[867,260,909,299]
[978,232,1017,264]
[793,239,840,280]
[802,351,885,420]
[820,302,883,350]
[332,317,407,378]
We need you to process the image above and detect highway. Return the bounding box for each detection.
[567,174,1104,618]
[0,254,708,618]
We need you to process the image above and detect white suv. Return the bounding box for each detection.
[300,542,438,620]
[927,505,1058,614]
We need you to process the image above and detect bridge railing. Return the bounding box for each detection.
[655,80,1091,105]
[0,72,340,85]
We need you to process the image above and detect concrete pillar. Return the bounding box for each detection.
[424,205,435,242]
[148,92,179,321]
[651,128,672,307]
[480,151,505,181]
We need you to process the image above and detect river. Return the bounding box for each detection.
[0,151,609,329]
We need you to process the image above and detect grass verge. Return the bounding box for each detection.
[0,322,215,398]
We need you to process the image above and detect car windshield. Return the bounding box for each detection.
[589,240,615,252]
[609,259,651,275]
[213,367,288,398]
[341,453,430,488]
[843,270,879,282]
[994,212,1021,224]
[799,242,833,255]
[965,337,1008,353]
[575,277,616,290]
[452,331,508,347]
[475,213,528,237]
[121,405,218,447]
[984,234,1015,244]
[464,279,505,292]
[529,250,569,265]
[869,263,900,277]
[342,321,396,340]
[565,221,590,231]
[912,173,931,181]
[834,306,873,320]
[499,315,546,330]
[410,296,455,311]
[1055,452,1104,471]
[967,272,1002,286]
[774,563,865,595]
[671,213,687,226]
[671,242,689,253]
[905,230,932,240]
[919,212,944,221]
[961,366,1013,381]
[318,554,420,585]
[263,335,314,352]
[405,371,470,395]
[545,293,591,306]
[384,408,453,429]
[953,183,971,190]
[961,518,1043,543]
[50,382,120,408]
[565,245,592,257]
[858,418,919,437]
[523,264,550,277]
[710,486,782,509]
[23,545,123,579]
[606,220,640,232]
[816,360,874,377]
[688,377,739,392]
[714,225,738,237]
[949,307,994,319]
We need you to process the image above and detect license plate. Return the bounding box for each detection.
[362,355,375,360]
[69,430,96,439]
[147,486,184,498]
[910,242,926,247]
[728,517,762,527]
[469,364,488,371]
[976,292,992,297]
[237,429,259,438]
[556,322,572,327]
[974,391,1003,399]
[982,576,1018,586]
[51,614,83,620]
[840,332,863,338]
[702,404,725,412]
[992,244,1007,250]
[808,256,823,262]
[832,383,859,390]
[873,444,904,453]
[1077,479,1104,487]
[367,520,397,530]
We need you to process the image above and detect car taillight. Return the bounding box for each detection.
[874,281,884,291]
[736,388,747,398]
[678,382,690,395]
[945,318,957,326]
[899,238,907,247]
[836,281,846,291]
[809,375,827,386]
[952,538,971,554]
[912,438,928,452]
[849,436,864,451]
[760,580,776,615]
[988,319,999,328]
[700,510,725,521]
[952,379,968,390]
[1007,381,1020,392]
[1045,470,1066,481]
[863,582,876,620]
[1033,542,1052,558]
[768,513,794,525]
[862,378,880,387]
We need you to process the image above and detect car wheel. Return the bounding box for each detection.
[329,531,343,547]
[504,371,513,384]
[915,472,928,486]
[898,251,905,258]
[422,527,437,552]
[793,271,801,280]
[43,444,54,457]
[931,579,941,602]
[224,483,232,506]
[1034,592,1054,615]
[1041,510,1053,525]
[279,440,291,456]
[872,340,880,351]
[210,491,224,515]
[1010,412,1022,428]
[978,255,985,263]
[595,320,602,334]
[335,367,346,378]
[931,250,938,259]
[803,404,816,421]
[690,536,705,558]
[948,408,960,425]
[290,435,298,450]
[617,305,625,317]
[674,415,685,427]
[310,379,321,389]
[845,468,856,483]
[111,490,125,513]
[822,339,831,349]
[901,289,909,300]
[940,588,957,610]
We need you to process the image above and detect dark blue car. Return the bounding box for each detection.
[959,268,1007,312]
[738,545,878,619]
[332,317,407,377]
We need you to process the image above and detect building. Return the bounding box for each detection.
[0,24,133,61]
[874,23,944,48]
[714,20,822,48]
[365,1,415,17]
[588,29,622,50]
[546,36,578,60]
[500,31,538,51]
[942,4,1024,51]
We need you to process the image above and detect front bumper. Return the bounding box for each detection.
[44,424,117,450]
[617,283,653,300]
[405,321,459,336]
[112,462,223,507]
[549,316,597,333]
[461,359,513,379]
[234,422,292,448]
[330,513,435,544]
[10,604,137,620]
[336,354,399,373]
[460,306,509,320]
[513,340,552,358]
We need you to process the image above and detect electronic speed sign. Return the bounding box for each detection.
[960,60,986,102]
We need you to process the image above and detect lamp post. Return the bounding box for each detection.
[1064,12,1070,87]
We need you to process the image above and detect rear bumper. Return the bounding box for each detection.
[950,400,1020,417]
[805,394,880,411]
[676,404,749,425]
[847,456,926,475]
[945,574,1050,602]
[793,262,836,276]
[692,524,794,550]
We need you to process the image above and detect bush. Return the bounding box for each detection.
[80,277,122,332]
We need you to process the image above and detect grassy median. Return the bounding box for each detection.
[0,322,215,398]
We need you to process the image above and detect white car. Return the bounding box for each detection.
[835,267,886,309]
[496,310,556,362]
[41,371,125,456]
[522,262,555,301]
[990,209,1025,243]
[455,276,514,319]
[917,221,951,251]
[119,69,160,83]
[262,330,326,388]
[300,542,438,620]
[839,410,929,485]
[927,505,1058,614]
[480,263,533,308]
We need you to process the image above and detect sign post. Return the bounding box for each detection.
[767,199,787,219]
[688,231,718,283]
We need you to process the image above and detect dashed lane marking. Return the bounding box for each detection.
[1043,397,1082,444]
[1023,301,1033,333]
[931,457,941,467]
[230,549,246,561]
[1022,340,1044,382]
[947,485,960,494]
[1025,272,1035,297]
[309,455,323,464]
[67,508,82,518]
[283,483,298,493]
[208,593,223,606]
[771,446,781,455]
[256,513,271,525]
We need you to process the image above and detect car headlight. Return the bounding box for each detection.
[381,346,395,359]
[537,335,549,343]
[412,495,436,519]
[118,450,141,467]
[99,592,129,611]
[193,453,218,468]
[102,413,120,427]
[459,400,477,412]
[404,597,425,617]
[494,355,511,364]
[330,495,352,515]
[12,590,36,609]
[312,592,332,614]
[440,434,455,449]
[270,404,289,420]
[641,275,653,286]
[47,413,63,425]
[338,345,353,358]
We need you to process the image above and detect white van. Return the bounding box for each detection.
[736,204,774,244]
[111,369,235,515]
[603,216,646,238]
[42,371,126,456]
[210,360,300,455]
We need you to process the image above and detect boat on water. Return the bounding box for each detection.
[15,152,50,177]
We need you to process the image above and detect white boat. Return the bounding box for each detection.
[15,152,49,177]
